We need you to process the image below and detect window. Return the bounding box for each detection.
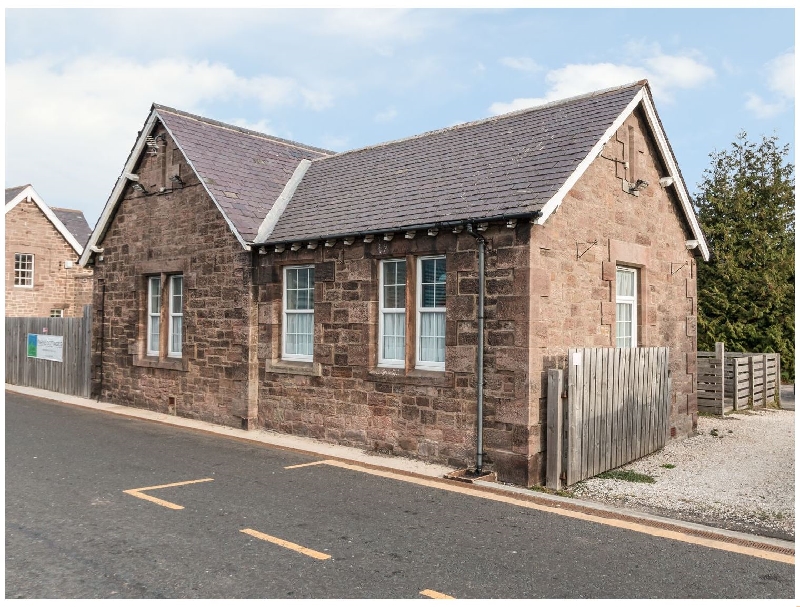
[147,274,184,358]
[379,259,406,367]
[14,253,33,287]
[417,256,446,370]
[283,266,315,361]
[616,267,637,348]
[168,275,183,357]
[50,309,64,318]
[147,277,161,356]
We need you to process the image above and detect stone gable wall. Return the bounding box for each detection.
[527,107,699,482]
[5,200,93,317]
[89,123,254,428]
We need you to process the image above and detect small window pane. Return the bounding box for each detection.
[419,311,445,363]
[420,258,446,308]
[616,269,635,297]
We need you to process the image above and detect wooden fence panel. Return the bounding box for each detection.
[5,306,92,397]
[697,345,780,413]
[556,347,670,487]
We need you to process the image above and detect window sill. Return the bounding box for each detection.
[366,367,453,388]
[132,354,188,372]
[266,359,322,377]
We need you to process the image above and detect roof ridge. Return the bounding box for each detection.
[307,80,647,165]
[152,104,334,156]
[5,184,31,191]
[50,206,85,213]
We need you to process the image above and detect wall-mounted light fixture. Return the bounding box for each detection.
[659,176,674,188]
[131,183,148,194]
[685,240,699,250]
[625,179,649,196]
[169,174,184,187]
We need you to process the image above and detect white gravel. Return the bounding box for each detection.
[570,409,795,539]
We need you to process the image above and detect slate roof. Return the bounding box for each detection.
[154,105,331,242]
[5,185,29,204]
[51,207,93,248]
[265,82,644,244]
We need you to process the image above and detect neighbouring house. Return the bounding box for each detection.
[5,184,94,318]
[80,81,709,486]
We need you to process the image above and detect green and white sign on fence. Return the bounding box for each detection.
[26,334,64,362]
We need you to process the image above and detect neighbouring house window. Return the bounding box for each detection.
[283,266,315,361]
[14,253,34,287]
[168,275,183,357]
[616,267,638,348]
[147,276,161,356]
[379,259,406,367]
[50,309,64,318]
[417,256,446,370]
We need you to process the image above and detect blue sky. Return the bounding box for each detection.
[5,8,795,227]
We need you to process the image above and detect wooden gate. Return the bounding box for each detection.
[547,347,671,489]
[5,305,92,397]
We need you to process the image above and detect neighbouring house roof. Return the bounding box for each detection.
[5,184,29,204]
[51,207,93,248]
[4,185,86,255]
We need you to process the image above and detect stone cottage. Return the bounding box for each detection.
[80,81,708,486]
[5,184,94,317]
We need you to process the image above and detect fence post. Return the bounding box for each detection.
[777,353,782,406]
[715,342,725,416]
[761,354,768,408]
[748,356,755,408]
[732,357,740,410]
[546,369,564,490]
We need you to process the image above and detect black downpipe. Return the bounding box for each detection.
[466,224,486,474]
[97,280,106,401]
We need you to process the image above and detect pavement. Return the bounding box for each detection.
[780,384,794,410]
[5,383,794,558]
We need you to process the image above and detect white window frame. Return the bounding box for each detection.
[416,255,446,371]
[147,276,161,356]
[616,266,638,348]
[14,253,34,288]
[50,309,64,318]
[168,275,183,358]
[378,259,407,368]
[282,265,315,362]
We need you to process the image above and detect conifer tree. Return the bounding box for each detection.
[695,132,794,381]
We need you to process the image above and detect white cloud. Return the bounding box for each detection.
[745,93,786,119]
[499,56,541,72]
[488,51,715,116]
[744,51,794,119]
[374,107,398,123]
[5,55,333,224]
[766,52,794,99]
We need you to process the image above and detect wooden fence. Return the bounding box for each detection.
[546,347,671,489]
[697,342,780,415]
[5,305,92,397]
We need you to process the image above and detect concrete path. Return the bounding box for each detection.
[5,383,794,557]
[780,384,794,410]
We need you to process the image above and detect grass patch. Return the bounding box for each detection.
[660,463,676,469]
[528,485,575,498]
[596,470,656,484]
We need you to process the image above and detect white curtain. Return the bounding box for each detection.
[419,311,445,362]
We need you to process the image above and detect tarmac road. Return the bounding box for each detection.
[5,391,794,599]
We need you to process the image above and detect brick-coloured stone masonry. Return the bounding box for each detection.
[5,200,93,317]
[255,224,534,483]
[91,106,698,487]
[90,124,255,427]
